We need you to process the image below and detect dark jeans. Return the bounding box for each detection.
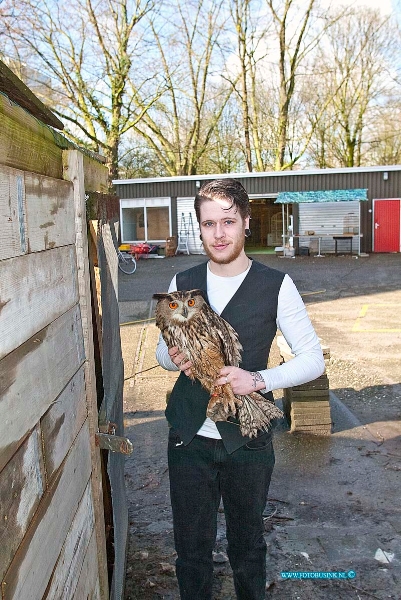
[168,430,275,600]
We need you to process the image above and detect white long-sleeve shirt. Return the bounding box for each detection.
[156,261,325,438]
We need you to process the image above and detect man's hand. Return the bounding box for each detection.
[215,367,266,395]
[168,346,193,377]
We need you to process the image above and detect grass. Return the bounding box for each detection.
[244,246,276,254]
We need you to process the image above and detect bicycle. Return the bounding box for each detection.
[117,248,137,274]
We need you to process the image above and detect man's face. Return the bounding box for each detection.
[199,198,249,265]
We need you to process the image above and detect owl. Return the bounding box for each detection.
[153,289,283,438]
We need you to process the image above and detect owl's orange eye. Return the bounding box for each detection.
[169,302,178,309]
[187,299,195,307]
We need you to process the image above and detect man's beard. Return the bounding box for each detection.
[203,235,244,264]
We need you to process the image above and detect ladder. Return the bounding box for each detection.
[176,213,195,255]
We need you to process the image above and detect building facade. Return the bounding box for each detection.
[113,166,401,254]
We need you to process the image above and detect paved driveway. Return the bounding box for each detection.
[119,251,400,392]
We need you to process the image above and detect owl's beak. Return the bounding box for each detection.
[182,306,188,318]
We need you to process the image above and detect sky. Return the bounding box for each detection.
[321,0,394,13]
[352,0,392,10]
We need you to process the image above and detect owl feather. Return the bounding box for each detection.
[153,289,283,438]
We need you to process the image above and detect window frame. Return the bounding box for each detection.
[120,197,172,243]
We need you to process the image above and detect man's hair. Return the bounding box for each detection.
[194,178,250,222]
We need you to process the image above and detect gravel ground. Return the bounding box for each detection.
[326,357,401,425]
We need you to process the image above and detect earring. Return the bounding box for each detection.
[245,229,251,238]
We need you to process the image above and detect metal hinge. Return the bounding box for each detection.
[95,422,133,455]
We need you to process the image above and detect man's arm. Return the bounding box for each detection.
[155,274,186,372]
[216,275,325,394]
[258,274,325,391]
[156,334,180,371]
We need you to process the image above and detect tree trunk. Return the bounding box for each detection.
[105,136,119,187]
[275,97,289,170]
[241,68,253,172]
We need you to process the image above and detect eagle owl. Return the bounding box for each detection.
[153,289,283,438]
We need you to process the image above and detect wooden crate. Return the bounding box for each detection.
[165,235,177,257]
[277,336,332,435]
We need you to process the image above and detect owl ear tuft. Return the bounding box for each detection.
[153,293,169,300]
[189,289,208,303]
[189,289,205,296]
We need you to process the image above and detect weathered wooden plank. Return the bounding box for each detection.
[291,416,333,426]
[289,401,331,409]
[64,150,109,597]
[82,155,108,194]
[0,166,27,261]
[0,426,44,582]
[0,95,63,178]
[0,245,79,360]
[44,481,94,600]
[291,400,331,415]
[0,87,108,187]
[100,219,122,421]
[292,409,332,418]
[0,305,85,473]
[291,389,330,399]
[293,378,329,392]
[0,167,76,259]
[1,420,92,600]
[291,426,332,435]
[24,172,75,253]
[0,61,64,130]
[72,529,101,600]
[88,221,104,405]
[41,365,88,483]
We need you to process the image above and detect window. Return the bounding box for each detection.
[122,207,145,241]
[147,207,169,240]
[120,198,171,242]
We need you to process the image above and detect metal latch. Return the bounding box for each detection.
[95,422,133,455]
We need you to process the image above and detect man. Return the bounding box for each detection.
[156,179,324,599]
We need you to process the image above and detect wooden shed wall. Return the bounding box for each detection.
[0,95,108,599]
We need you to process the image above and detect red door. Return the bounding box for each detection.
[374,199,400,252]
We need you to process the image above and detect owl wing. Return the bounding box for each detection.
[202,304,242,367]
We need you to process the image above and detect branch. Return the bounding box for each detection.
[51,108,109,150]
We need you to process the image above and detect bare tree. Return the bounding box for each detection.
[201,98,245,173]
[365,95,401,165]
[131,0,235,176]
[231,0,253,171]
[304,92,339,168]
[118,139,169,178]
[308,7,396,168]
[2,0,397,180]
[266,0,314,169]
[228,0,273,172]
[264,0,347,170]
[0,0,161,182]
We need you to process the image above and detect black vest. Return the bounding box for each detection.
[165,259,285,453]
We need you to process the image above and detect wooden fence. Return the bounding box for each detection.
[0,62,126,599]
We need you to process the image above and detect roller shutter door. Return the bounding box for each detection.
[298,201,360,253]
